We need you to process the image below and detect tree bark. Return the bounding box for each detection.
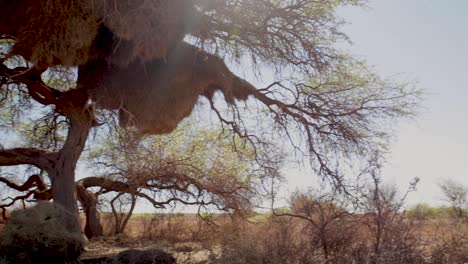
[0,62,97,236]
[0,148,56,170]
[76,182,103,239]
[76,177,136,238]
[51,104,93,233]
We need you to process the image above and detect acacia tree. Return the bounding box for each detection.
[438,179,468,219]
[0,0,419,235]
[78,123,274,238]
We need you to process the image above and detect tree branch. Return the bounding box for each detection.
[0,148,57,171]
[0,174,52,221]
[77,176,134,193]
[0,64,61,106]
[0,174,48,192]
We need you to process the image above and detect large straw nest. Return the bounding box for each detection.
[94,0,196,65]
[83,41,253,135]
[0,202,85,263]
[2,0,197,67]
[10,0,99,67]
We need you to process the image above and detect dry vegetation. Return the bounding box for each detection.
[73,181,467,264]
[77,207,467,264]
[0,179,466,263]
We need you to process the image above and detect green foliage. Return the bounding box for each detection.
[90,120,264,186]
[130,213,157,219]
[200,212,215,220]
[438,179,468,219]
[198,0,365,72]
[247,212,272,223]
[87,119,280,214]
[405,203,456,220]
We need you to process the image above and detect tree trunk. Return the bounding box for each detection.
[51,105,93,233]
[77,183,103,239]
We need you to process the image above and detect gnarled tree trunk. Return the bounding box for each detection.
[77,182,103,239]
[76,177,138,238]
[50,95,94,233]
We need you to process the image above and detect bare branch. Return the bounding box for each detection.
[0,174,48,192]
[0,63,61,106]
[0,174,52,221]
[0,148,57,171]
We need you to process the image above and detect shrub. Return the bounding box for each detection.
[406,204,454,220]
[429,221,468,264]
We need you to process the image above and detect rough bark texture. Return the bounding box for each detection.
[42,87,94,233]
[0,148,56,170]
[76,177,136,238]
[76,182,103,239]
[52,106,93,233]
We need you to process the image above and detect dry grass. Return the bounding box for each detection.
[1,207,465,263]
[87,212,468,264]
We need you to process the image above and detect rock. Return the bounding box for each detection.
[80,249,176,264]
[114,249,176,264]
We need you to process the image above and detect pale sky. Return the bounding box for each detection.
[284,0,468,207]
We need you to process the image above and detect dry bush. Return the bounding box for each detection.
[206,215,363,264]
[365,217,427,264]
[200,187,439,263]
[199,215,309,264]
[205,219,266,264]
[100,212,126,237]
[429,220,468,264]
[126,213,232,243]
[287,191,363,263]
[259,217,309,264]
[124,214,200,243]
[0,202,85,263]
[93,209,467,264]
[89,183,466,264]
